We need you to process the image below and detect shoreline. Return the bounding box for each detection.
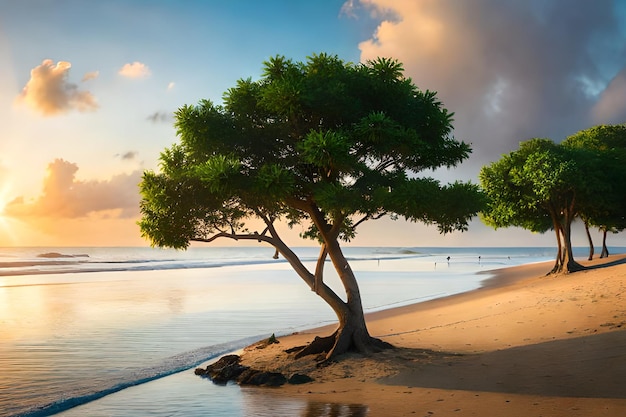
[236,254,626,416]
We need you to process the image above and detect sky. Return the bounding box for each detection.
[1,0,626,248]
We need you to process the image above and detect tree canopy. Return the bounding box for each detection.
[562,125,626,257]
[480,125,626,274]
[480,138,591,273]
[139,53,483,360]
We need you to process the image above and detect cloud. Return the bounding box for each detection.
[592,67,626,124]
[340,0,358,18]
[167,81,175,91]
[147,111,172,123]
[5,159,141,219]
[82,70,99,81]
[118,61,151,78]
[16,59,98,116]
[356,0,625,175]
[117,151,138,161]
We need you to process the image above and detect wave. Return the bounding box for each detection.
[15,335,264,417]
[0,257,288,279]
[0,249,427,279]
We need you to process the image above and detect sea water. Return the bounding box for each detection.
[0,246,604,416]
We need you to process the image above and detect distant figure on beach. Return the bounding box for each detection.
[478,255,481,263]
[446,256,450,262]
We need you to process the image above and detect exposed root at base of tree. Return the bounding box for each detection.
[548,262,587,275]
[285,330,394,366]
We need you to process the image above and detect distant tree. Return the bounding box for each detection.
[562,124,626,258]
[480,138,589,274]
[139,54,483,362]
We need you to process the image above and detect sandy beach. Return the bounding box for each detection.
[239,255,626,416]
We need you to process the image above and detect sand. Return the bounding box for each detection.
[238,254,626,416]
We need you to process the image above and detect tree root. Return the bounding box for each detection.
[286,330,394,365]
[292,332,338,360]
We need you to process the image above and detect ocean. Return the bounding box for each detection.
[0,246,606,416]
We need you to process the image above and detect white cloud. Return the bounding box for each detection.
[16,59,98,116]
[5,159,141,219]
[340,0,358,18]
[118,61,151,78]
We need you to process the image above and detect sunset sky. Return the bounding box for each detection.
[2,0,626,248]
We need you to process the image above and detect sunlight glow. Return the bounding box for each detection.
[0,183,17,245]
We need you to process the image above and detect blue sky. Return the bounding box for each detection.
[1,0,626,247]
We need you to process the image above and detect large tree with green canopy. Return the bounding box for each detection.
[480,138,597,274]
[139,53,483,361]
[562,124,626,259]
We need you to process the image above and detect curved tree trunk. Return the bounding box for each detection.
[583,219,594,260]
[295,239,393,362]
[268,224,392,363]
[600,228,610,258]
[549,207,583,274]
[550,217,564,274]
[552,227,562,273]
[322,239,392,358]
[562,207,584,273]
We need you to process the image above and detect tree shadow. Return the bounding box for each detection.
[583,256,626,270]
[382,331,626,399]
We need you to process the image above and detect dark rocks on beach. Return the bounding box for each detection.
[238,369,287,387]
[195,354,313,387]
[288,373,315,385]
[194,354,248,385]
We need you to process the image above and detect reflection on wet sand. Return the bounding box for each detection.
[241,388,369,416]
[303,402,368,417]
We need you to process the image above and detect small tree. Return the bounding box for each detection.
[480,138,588,274]
[139,54,483,362]
[563,124,626,258]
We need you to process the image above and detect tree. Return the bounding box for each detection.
[480,138,588,274]
[562,124,626,258]
[139,54,483,362]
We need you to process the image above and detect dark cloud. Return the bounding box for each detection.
[118,151,138,161]
[5,159,141,218]
[147,111,173,123]
[592,67,626,124]
[357,0,626,176]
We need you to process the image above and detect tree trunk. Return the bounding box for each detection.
[550,218,564,274]
[562,208,584,273]
[549,207,583,274]
[600,228,610,258]
[584,220,594,260]
[323,239,392,358]
[271,234,392,363]
[296,239,392,362]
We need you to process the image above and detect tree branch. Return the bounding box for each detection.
[353,211,386,229]
[191,231,275,244]
[314,243,327,294]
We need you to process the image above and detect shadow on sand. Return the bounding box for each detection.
[383,330,626,399]
[584,256,626,270]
